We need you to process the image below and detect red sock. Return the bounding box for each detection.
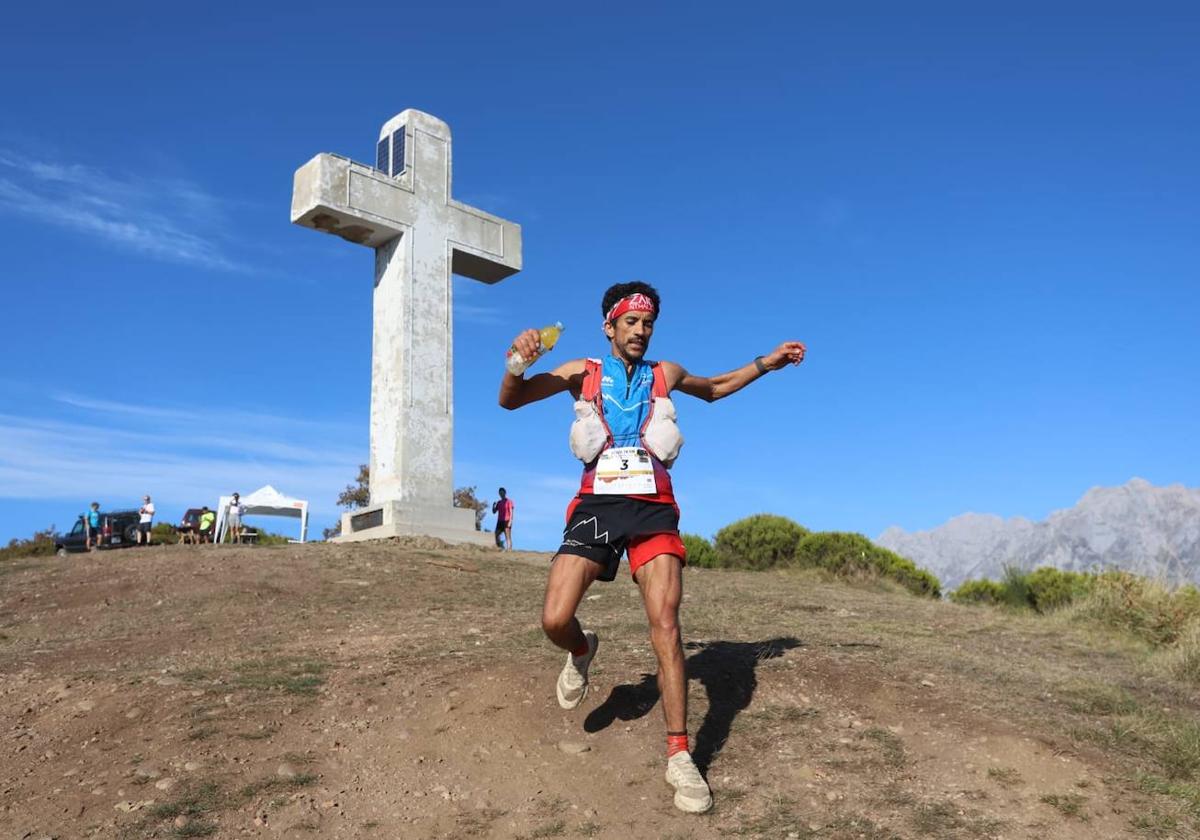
[667,731,689,758]
[571,639,590,657]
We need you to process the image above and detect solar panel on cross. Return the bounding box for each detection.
[376,137,390,174]
[390,128,406,177]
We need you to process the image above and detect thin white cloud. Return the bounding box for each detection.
[454,303,506,324]
[451,276,506,324]
[51,393,359,436]
[0,149,252,272]
[0,397,362,524]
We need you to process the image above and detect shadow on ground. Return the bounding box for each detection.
[584,636,803,771]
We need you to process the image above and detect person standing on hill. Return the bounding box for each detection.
[227,492,244,543]
[492,487,515,550]
[138,495,155,546]
[198,506,216,543]
[498,280,806,813]
[85,501,102,551]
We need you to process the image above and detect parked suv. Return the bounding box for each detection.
[55,509,142,555]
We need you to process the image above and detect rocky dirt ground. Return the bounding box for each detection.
[2,539,1198,839]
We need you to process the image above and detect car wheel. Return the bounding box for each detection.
[124,524,140,544]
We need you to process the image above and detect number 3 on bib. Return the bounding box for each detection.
[594,447,657,495]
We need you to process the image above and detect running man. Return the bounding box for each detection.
[498,281,805,813]
[492,487,514,550]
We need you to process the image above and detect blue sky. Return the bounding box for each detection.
[2,2,1197,549]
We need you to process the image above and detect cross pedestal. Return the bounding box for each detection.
[291,109,522,544]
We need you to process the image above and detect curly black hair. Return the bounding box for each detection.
[601,281,661,322]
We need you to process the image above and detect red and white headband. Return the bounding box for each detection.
[606,293,656,322]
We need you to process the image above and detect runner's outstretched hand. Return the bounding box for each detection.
[762,341,807,370]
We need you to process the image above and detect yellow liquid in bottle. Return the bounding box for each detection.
[539,321,565,351]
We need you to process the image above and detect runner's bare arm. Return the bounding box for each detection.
[499,359,585,409]
[499,329,587,409]
[661,341,806,402]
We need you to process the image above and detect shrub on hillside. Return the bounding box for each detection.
[0,527,58,562]
[151,523,179,545]
[253,528,292,546]
[1026,567,1093,613]
[1000,565,1033,609]
[1071,571,1200,647]
[713,514,809,570]
[950,579,1008,606]
[681,533,718,569]
[951,566,1092,612]
[1158,621,1200,684]
[793,531,941,598]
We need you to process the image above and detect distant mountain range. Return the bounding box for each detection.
[875,478,1200,593]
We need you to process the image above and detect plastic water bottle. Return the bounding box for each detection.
[506,322,565,375]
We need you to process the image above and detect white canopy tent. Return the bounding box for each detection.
[214,485,309,544]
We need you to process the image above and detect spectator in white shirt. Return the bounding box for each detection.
[138,495,155,546]
[227,492,244,543]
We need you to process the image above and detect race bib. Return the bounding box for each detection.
[593,446,657,495]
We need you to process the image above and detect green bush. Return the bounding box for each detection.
[713,514,809,570]
[1000,565,1033,609]
[951,566,1091,612]
[253,528,292,546]
[150,522,180,545]
[950,579,1008,606]
[1158,621,1200,684]
[1026,567,1093,613]
[0,527,58,562]
[793,531,941,598]
[1073,572,1200,647]
[681,533,718,569]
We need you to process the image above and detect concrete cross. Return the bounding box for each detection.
[291,109,522,543]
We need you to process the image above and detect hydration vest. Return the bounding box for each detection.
[570,356,684,501]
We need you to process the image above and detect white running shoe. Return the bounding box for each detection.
[556,630,598,710]
[665,751,713,813]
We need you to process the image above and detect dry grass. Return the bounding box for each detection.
[7,541,1200,838]
[1040,792,1089,819]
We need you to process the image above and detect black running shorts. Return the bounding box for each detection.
[556,494,686,582]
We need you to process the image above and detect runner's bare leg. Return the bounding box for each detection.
[542,553,603,652]
[635,553,687,732]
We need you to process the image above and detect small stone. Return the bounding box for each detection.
[557,741,591,755]
[134,766,160,781]
[75,700,95,712]
[920,679,935,688]
[276,763,298,779]
[156,676,182,687]
[155,778,176,791]
[125,708,143,720]
[184,761,202,772]
[175,815,188,828]
[115,800,138,812]
[825,791,838,802]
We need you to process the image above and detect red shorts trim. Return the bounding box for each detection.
[629,531,687,578]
